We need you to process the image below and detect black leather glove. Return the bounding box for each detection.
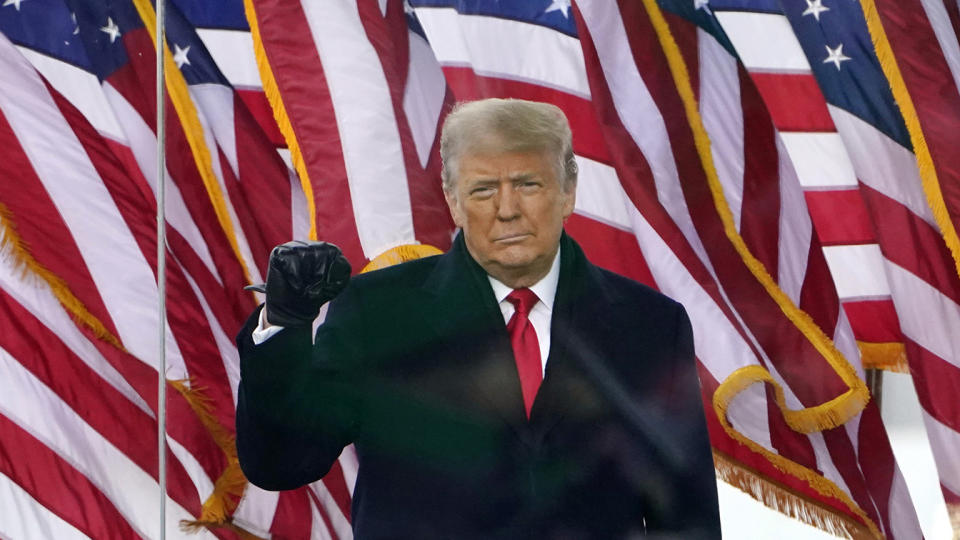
[245,241,351,327]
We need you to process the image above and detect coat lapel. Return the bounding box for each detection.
[420,233,529,436]
[529,233,618,443]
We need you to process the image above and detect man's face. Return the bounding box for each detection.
[445,148,575,288]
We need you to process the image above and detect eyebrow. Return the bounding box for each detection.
[468,178,499,187]
[466,172,540,187]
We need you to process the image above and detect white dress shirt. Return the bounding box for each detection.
[253,247,562,374]
[252,307,284,345]
[486,248,560,377]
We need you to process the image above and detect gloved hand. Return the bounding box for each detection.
[245,241,351,327]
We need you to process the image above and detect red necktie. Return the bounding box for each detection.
[506,288,542,418]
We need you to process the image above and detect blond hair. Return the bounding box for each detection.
[440,98,578,193]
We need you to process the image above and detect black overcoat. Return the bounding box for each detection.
[236,232,720,539]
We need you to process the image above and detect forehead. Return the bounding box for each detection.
[457,149,555,180]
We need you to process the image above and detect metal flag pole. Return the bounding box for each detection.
[154,0,168,537]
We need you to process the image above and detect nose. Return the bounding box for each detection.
[495,184,520,220]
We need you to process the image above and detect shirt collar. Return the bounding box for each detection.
[487,246,561,310]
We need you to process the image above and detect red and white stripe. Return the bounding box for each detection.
[715,10,906,358]
[0,183,221,540]
[869,0,960,516]
[0,41,238,436]
[195,27,287,149]
[194,28,312,244]
[714,4,957,535]
[694,14,855,492]
[103,18,330,534]
[576,4,922,536]
[18,27,257,396]
[876,0,960,241]
[836,104,960,509]
[179,20,303,275]
[1,1,431,537]
[728,12,897,358]
[0,25,261,538]
[248,0,454,269]
[709,9,922,537]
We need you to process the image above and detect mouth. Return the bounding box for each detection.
[493,233,532,244]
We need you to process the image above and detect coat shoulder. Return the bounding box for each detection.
[590,264,684,315]
[345,253,442,294]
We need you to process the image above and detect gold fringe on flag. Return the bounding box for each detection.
[716,365,870,437]
[1,204,258,535]
[181,518,266,540]
[169,379,252,534]
[859,0,960,284]
[858,341,909,373]
[639,0,869,428]
[948,503,960,539]
[0,203,125,350]
[131,0,256,290]
[714,451,878,540]
[712,372,882,538]
[242,0,318,241]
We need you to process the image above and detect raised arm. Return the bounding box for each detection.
[235,241,358,491]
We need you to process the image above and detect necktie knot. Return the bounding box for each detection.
[507,288,539,316]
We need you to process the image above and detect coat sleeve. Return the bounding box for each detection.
[654,303,721,538]
[235,291,365,491]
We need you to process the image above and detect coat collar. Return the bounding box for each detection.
[423,229,614,306]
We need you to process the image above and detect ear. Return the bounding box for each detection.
[445,189,465,228]
[560,184,576,222]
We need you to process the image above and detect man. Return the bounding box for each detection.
[236,98,720,539]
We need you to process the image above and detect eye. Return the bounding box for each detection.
[469,186,496,198]
[518,180,542,192]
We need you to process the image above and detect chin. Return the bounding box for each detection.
[495,259,536,272]
[490,246,538,267]
[493,257,548,281]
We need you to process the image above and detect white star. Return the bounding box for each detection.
[403,0,415,15]
[544,0,571,18]
[823,43,851,70]
[100,17,121,43]
[802,0,830,21]
[2,0,25,11]
[173,43,191,68]
[71,12,79,35]
[694,0,711,12]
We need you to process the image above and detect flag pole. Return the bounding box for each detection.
[154,0,168,537]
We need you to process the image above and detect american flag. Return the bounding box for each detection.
[0,0,293,536]
[689,0,960,533]
[865,0,960,522]
[242,0,455,269]
[0,0,957,538]
[0,16,224,540]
